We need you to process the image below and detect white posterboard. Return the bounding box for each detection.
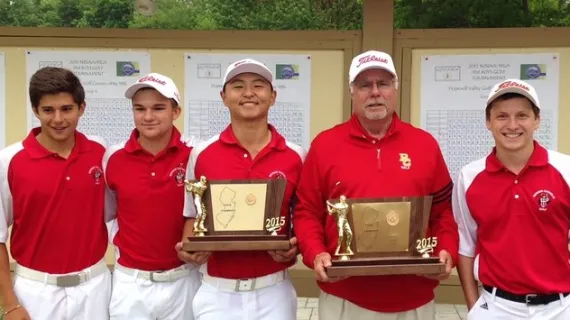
[0,52,5,149]
[420,53,559,180]
[26,50,151,146]
[184,53,312,149]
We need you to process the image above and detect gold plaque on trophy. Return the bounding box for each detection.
[326,196,446,277]
[209,183,267,232]
[183,177,291,252]
[351,202,411,253]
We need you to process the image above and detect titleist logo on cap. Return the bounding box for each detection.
[234,60,249,67]
[356,55,388,68]
[495,80,529,92]
[139,75,166,85]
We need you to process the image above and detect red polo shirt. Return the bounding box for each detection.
[104,128,191,271]
[453,142,570,294]
[0,128,108,274]
[183,124,305,279]
[293,114,459,312]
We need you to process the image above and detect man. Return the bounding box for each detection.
[453,78,570,319]
[104,72,201,319]
[293,50,458,319]
[176,58,305,320]
[0,67,111,319]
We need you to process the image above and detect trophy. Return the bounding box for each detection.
[182,176,291,252]
[325,195,445,277]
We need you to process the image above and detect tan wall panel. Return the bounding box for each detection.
[410,47,570,155]
[2,47,345,145]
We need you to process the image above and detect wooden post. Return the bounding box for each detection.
[362,0,394,55]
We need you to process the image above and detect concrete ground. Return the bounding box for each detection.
[297,297,468,320]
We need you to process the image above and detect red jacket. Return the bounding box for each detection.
[294,114,458,312]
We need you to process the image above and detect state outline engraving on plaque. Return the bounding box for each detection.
[357,205,380,252]
[216,186,237,229]
[352,202,411,253]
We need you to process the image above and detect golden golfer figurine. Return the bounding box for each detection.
[185,176,208,236]
[326,195,354,260]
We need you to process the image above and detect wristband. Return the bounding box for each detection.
[3,304,21,315]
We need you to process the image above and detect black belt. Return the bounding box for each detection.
[483,285,570,305]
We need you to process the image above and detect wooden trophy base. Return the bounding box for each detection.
[183,235,291,252]
[326,256,446,277]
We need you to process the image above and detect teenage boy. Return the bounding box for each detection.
[454,78,570,319]
[177,59,305,320]
[104,73,201,319]
[0,67,111,319]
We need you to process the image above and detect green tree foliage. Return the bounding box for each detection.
[0,0,568,29]
[0,0,39,27]
[127,0,363,30]
[129,0,198,30]
[56,0,83,27]
[81,0,132,28]
[395,0,570,28]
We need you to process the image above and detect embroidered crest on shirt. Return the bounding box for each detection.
[169,165,186,187]
[269,170,287,180]
[88,166,103,185]
[399,153,411,170]
[532,189,555,211]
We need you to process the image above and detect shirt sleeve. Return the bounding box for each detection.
[87,135,108,149]
[293,140,327,269]
[183,148,198,218]
[452,169,478,258]
[102,148,117,224]
[0,157,13,244]
[181,135,201,148]
[428,143,459,265]
[288,145,307,239]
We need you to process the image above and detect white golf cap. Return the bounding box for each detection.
[222,59,273,87]
[486,78,540,109]
[125,72,181,105]
[349,50,398,84]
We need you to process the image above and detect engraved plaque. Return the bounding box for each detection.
[210,183,267,231]
[351,202,411,253]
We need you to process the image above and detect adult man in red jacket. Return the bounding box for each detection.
[294,50,459,319]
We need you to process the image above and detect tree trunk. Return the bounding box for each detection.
[521,0,529,14]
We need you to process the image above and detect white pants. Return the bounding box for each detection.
[192,274,297,320]
[109,265,201,319]
[13,266,112,320]
[319,291,435,320]
[468,288,570,319]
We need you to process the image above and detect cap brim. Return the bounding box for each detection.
[487,87,539,108]
[351,65,398,83]
[124,82,179,104]
[224,64,273,85]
